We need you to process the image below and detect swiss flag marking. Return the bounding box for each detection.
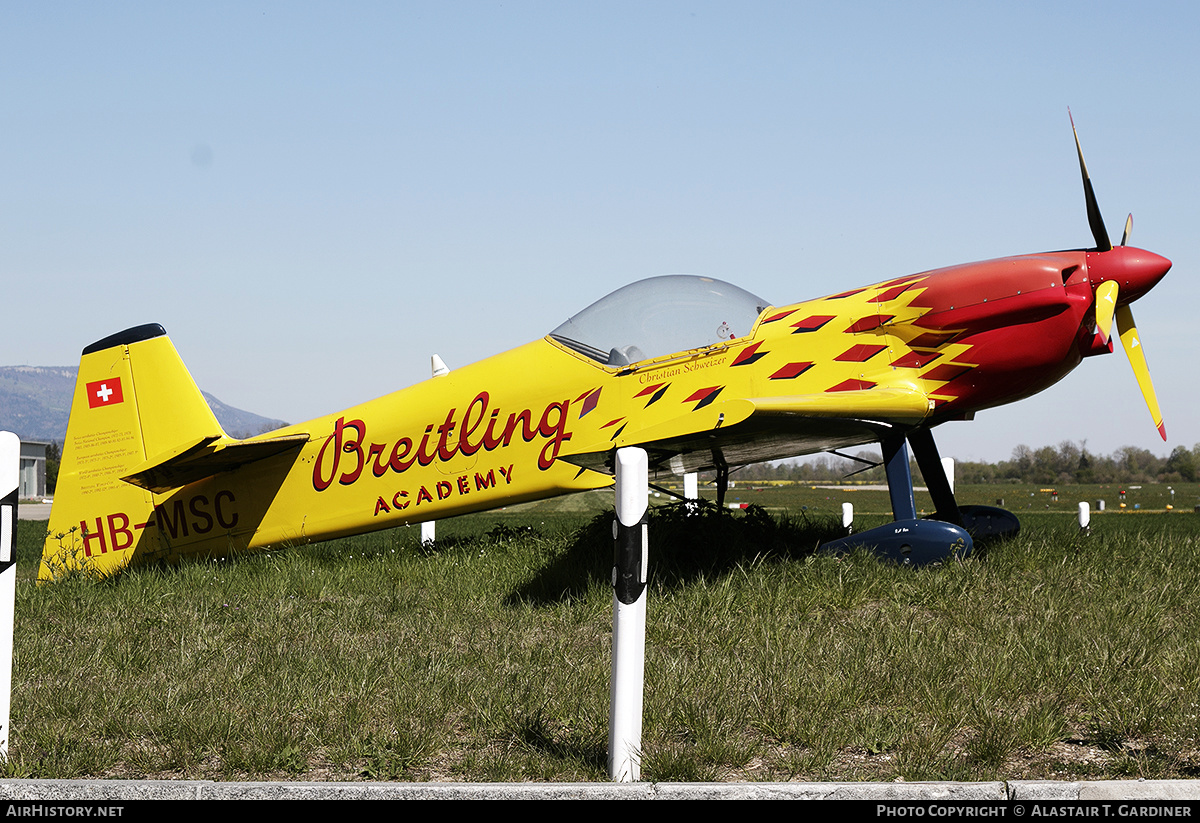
[86,378,124,408]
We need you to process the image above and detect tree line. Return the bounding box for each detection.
[732,441,1199,486]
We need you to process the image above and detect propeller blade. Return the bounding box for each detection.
[1095,280,1119,345]
[1120,213,1132,247]
[1115,304,1166,440]
[1070,109,1112,251]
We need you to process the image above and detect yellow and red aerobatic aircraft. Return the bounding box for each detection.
[39,118,1171,579]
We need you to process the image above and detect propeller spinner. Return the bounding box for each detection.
[1071,112,1171,440]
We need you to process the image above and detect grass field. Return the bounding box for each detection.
[7,482,1200,783]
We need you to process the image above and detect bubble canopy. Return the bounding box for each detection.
[549,275,771,366]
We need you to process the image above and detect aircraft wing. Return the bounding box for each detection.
[558,386,932,478]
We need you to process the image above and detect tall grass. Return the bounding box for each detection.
[7,493,1200,782]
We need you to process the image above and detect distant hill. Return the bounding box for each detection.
[0,365,289,443]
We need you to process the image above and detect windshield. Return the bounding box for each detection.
[550,275,770,366]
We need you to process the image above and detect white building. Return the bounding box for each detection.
[19,440,48,500]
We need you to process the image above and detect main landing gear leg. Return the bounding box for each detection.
[908,427,1020,541]
[818,433,972,565]
[906,427,962,526]
[714,456,729,510]
[883,435,917,521]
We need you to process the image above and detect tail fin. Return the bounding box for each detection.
[40,325,227,580]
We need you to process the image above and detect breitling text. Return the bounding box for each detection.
[312,391,572,492]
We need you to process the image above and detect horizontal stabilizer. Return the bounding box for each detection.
[121,433,310,494]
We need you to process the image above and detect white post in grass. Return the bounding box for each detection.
[609,447,648,782]
[683,471,698,514]
[0,432,19,759]
[842,502,854,535]
[420,355,450,547]
[1078,501,1090,534]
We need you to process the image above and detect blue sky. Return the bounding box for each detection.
[3,1,1197,462]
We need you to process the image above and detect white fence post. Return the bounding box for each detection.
[0,432,19,759]
[609,447,648,781]
[941,457,955,493]
[420,355,450,545]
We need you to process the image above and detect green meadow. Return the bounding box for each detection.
[7,482,1200,783]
